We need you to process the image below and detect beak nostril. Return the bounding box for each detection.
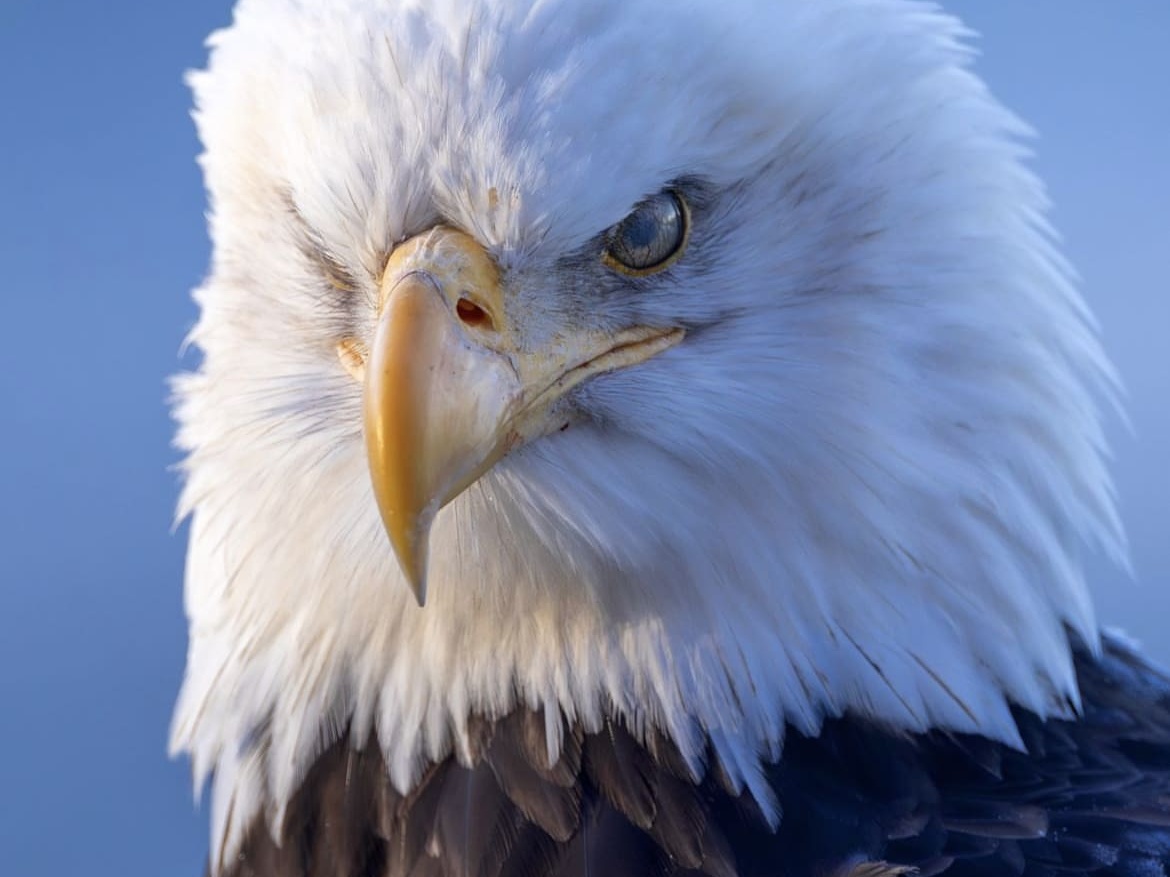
[456,297,493,331]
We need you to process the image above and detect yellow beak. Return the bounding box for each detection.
[341,226,683,605]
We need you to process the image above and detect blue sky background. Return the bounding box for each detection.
[0,2,1165,874]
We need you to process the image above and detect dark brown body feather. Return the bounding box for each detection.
[216,637,1170,877]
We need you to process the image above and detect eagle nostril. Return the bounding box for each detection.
[456,297,493,331]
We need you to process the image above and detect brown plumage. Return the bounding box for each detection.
[218,638,1170,877]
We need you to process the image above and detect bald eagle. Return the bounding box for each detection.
[171,0,1170,875]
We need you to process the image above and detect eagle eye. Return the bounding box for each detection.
[601,190,690,276]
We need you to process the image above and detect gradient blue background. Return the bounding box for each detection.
[0,3,1165,874]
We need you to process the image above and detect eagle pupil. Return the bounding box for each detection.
[622,212,660,254]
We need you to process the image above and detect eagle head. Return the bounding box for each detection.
[171,0,1124,861]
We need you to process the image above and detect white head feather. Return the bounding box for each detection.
[171,0,1124,863]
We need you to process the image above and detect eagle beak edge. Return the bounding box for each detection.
[355,226,685,606]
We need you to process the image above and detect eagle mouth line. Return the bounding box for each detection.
[522,326,686,418]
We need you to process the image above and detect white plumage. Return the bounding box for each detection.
[171,0,1124,867]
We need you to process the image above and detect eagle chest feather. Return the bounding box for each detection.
[221,643,1170,877]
